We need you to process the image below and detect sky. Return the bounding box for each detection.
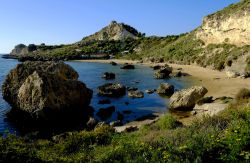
[0,0,239,53]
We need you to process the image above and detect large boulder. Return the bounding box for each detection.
[98,83,126,97]
[157,83,174,96]
[2,61,93,122]
[169,86,208,111]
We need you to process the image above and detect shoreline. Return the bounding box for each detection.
[75,59,250,128]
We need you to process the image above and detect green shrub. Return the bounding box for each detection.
[236,88,250,101]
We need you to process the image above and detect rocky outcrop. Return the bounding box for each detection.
[10,44,38,56]
[169,86,208,111]
[2,61,93,122]
[195,1,250,46]
[98,83,126,97]
[82,21,140,42]
[157,83,174,96]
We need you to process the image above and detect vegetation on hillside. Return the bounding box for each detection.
[1,90,249,162]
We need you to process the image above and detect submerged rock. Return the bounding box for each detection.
[98,99,111,105]
[110,61,117,66]
[157,83,174,96]
[96,106,116,121]
[169,86,208,111]
[98,83,126,97]
[102,72,116,80]
[145,89,155,94]
[2,61,93,123]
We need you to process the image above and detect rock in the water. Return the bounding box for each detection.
[127,87,138,91]
[145,89,155,94]
[157,83,174,95]
[154,66,173,79]
[128,90,144,98]
[121,64,135,69]
[98,83,126,97]
[98,99,111,104]
[151,65,163,70]
[110,61,117,66]
[2,61,93,122]
[96,106,116,120]
[102,72,116,80]
[117,111,124,121]
[169,86,208,111]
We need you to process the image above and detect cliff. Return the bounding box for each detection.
[195,0,250,46]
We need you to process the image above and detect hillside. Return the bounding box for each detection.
[81,21,144,42]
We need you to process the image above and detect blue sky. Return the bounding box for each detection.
[0,0,239,53]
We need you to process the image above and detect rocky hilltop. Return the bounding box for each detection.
[196,0,250,46]
[81,21,143,42]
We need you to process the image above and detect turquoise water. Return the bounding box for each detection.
[0,57,193,134]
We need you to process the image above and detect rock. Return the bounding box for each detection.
[197,96,214,105]
[191,111,197,115]
[125,102,129,105]
[145,89,155,94]
[157,83,175,95]
[96,106,116,120]
[170,71,182,77]
[87,117,98,129]
[110,120,123,127]
[98,83,126,97]
[121,64,135,69]
[102,72,115,80]
[117,112,124,121]
[124,126,138,132]
[98,99,111,105]
[2,61,93,122]
[127,87,138,91]
[169,86,208,111]
[128,90,144,98]
[226,71,240,78]
[110,61,117,66]
[154,66,173,79]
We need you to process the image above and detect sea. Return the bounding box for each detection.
[0,55,194,134]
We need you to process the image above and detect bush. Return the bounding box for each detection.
[154,114,182,130]
[236,88,250,101]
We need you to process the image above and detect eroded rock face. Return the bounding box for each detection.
[98,83,126,97]
[195,1,250,46]
[169,86,208,111]
[2,61,93,122]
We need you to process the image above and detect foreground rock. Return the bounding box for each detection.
[98,83,126,97]
[128,90,144,98]
[2,61,93,126]
[102,72,116,80]
[154,66,173,79]
[169,86,208,111]
[157,83,174,96]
